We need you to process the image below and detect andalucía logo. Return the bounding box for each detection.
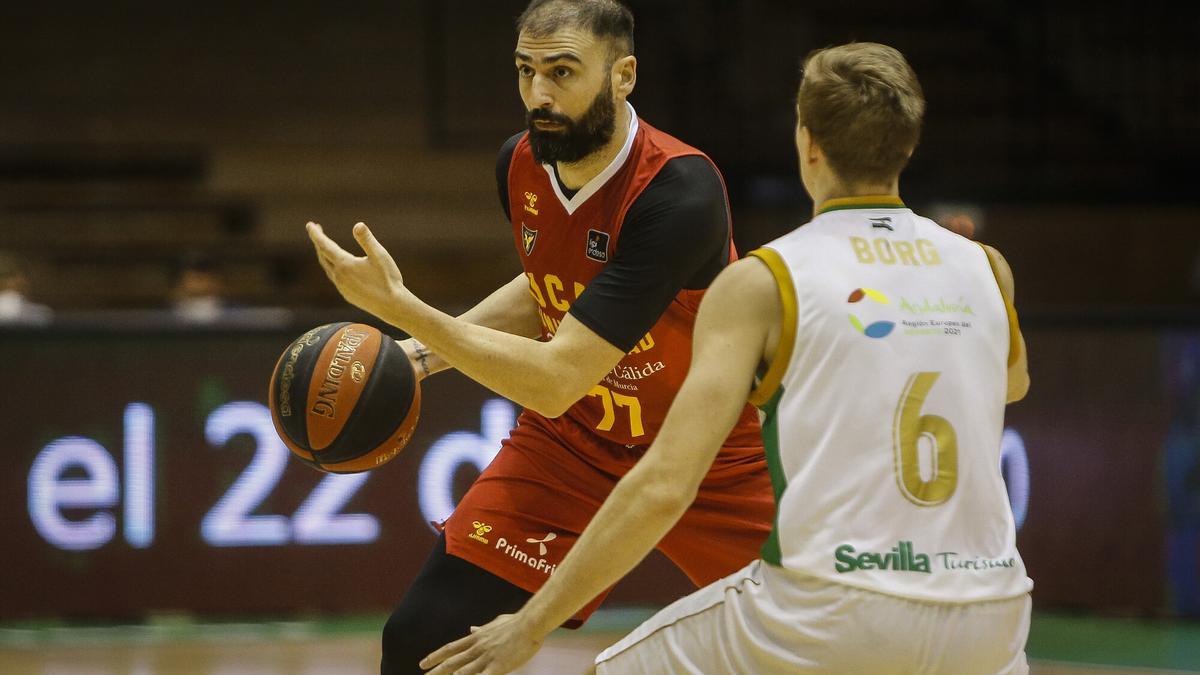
[847,287,895,338]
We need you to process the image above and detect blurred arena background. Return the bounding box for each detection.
[2,1,1199,673]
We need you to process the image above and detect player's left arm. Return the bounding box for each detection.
[981,244,1029,403]
[419,256,782,675]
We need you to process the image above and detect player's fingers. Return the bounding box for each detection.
[353,222,394,270]
[307,221,354,265]
[452,650,492,675]
[311,246,336,280]
[419,634,474,671]
[308,222,361,285]
[425,647,479,675]
[306,221,330,251]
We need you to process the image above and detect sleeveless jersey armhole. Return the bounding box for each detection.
[747,248,799,408]
[979,243,1023,368]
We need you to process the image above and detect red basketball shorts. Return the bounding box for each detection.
[442,411,774,626]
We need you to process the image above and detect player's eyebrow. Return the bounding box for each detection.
[514,50,584,65]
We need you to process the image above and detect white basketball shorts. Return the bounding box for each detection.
[595,559,1030,674]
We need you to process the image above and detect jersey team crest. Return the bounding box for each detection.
[521,223,538,256]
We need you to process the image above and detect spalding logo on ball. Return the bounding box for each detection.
[269,322,420,473]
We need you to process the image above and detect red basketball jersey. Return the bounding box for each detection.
[505,117,761,450]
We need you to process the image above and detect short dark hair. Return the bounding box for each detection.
[517,0,634,59]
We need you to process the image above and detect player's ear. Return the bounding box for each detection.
[613,54,636,97]
[798,125,820,165]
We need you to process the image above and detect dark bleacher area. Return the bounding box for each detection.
[2,1,1196,318]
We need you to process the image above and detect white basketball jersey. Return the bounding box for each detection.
[748,196,1032,603]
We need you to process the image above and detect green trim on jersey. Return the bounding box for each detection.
[757,385,788,566]
[816,195,906,215]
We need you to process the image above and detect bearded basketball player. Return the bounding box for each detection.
[306,2,775,672]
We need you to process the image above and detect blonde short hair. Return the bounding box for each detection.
[798,42,925,185]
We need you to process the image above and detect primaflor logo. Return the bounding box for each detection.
[847,287,895,338]
[525,532,557,556]
[495,533,559,576]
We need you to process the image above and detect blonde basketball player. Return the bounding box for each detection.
[423,41,1033,675]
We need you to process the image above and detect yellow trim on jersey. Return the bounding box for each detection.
[979,244,1023,368]
[816,195,906,215]
[747,248,799,407]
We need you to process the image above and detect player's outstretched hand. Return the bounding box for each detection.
[420,613,545,675]
[307,221,409,322]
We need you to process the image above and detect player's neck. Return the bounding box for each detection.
[810,177,901,217]
[555,102,632,191]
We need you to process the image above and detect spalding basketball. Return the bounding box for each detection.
[269,322,420,473]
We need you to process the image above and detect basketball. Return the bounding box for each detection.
[268,322,420,473]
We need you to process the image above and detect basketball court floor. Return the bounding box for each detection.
[3,610,1198,674]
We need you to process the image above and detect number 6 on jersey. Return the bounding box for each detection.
[893,372,958,506]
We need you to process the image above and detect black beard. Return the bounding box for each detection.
[526,85,617,165]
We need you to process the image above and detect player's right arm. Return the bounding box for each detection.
[982,244,1030,403]
[310,142,731,418]
[396,272,541,381]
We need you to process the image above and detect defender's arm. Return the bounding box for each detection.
[418,257,782,675]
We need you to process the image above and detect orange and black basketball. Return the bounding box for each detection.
[268,322,420,473]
